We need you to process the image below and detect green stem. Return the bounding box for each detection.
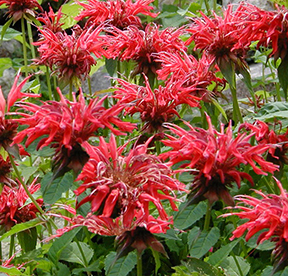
[137,250,143,276]
[203,0,211,15]
[21,17,28,77]
[45,66,53,100]
[8,152,58,234]
[155,140,161,155]
[69,81,73,101]
[9,235,14,258]
[8,152,44,215]
[230,84,243,124]
[203,201,212,231]
[26,21,37,62]
[87,76,92,96]
[0,241,2,261]
[262,175,274,194]
[200,101,207,129]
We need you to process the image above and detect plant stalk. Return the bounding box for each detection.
[137,250,143,276]
[203,201,212,231]
[21,17,29,77]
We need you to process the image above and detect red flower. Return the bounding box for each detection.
[0,179,43,231]
[186,5,253,72]
[0,0,43,22]
[160,115,278,205]
[37,5,64,33]
[223,178,288,270]
[75,134,186,229]
[34,24,107,87]
[105,23,186,77]
[242,120,288,168]
[0,70,40,152]
[114,76,200,133]
[12,88,135,174]
[75,0,158,29]
[156,51,226,102]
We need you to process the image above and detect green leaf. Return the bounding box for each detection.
[0,18,14,41]
[104,251,137,276]
[189,227,220,259]
[218,59,236,88]
[105,58,117,77]
[207,239,240,266]
[220,256,250,276]
[174,201,207,230]
[0,57,12,77]
[182,258,224,276]
[0,218,44,242]
[58,1,83,29]
[253,102,288,122]
[156,229,181,241]
[60,241,94,266]
[41,171,74,204]
[57,263,70,276]
[0,266,24,275]
[17,227,37,253]
[72,256,104,275]
[48,227,81,264]
[172,265,198,276]
[278,54,288,100]
[151,248,161,274]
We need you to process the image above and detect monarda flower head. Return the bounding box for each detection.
[156,51,226,103]
[0,70,40,153]
[114,76,200,133]
[12,88,135,175]
[34,24,108,88]
[222,178,288,272]
[75,0,158,29]
[37,5,64,33]
[105,23,186,77]
[0,179,43,231]
[75,134,186,229]
[186,5,253,73]
[242,120,288,169]
[0,0,43,22]
[160,115,279,206]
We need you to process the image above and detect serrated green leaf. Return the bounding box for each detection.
[0,218,44,242]
[104,251,137,276]
[220,256,250,276]
[189,227,220,259]
[105,58,117,77]
[57,263,70,276]
[187,227,201,249]
[72,256,104,275]
[207,239,240,266]
[253,102,288,122]
[60,241,93,267]
[0,266,24,275]
[48,227,81,264]
[41,171,74,204]
[174,201,207,230]
[156,229,181,241]
[183,258,224,276]
[172,265,198,276]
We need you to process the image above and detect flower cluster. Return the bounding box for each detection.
[161,115,278,205]
[0,179,43,231]
[13,89,135,174]
[223,178,288,270]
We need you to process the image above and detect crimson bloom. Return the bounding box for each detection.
[160,115,279,205]
[105,23,186,77]
[223,178,288,271]
[114,76,200,133]
[0,0,43,22]
[242,120,288,169]
[34,24,108,87]
[0,179,43,231]
[37,5,64,33]
[156,51,225,102]
[75,134,186,229]
[75,0,158,29]
[186,5,253,72]
[12,88,135,174]
[0,70,40,152]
